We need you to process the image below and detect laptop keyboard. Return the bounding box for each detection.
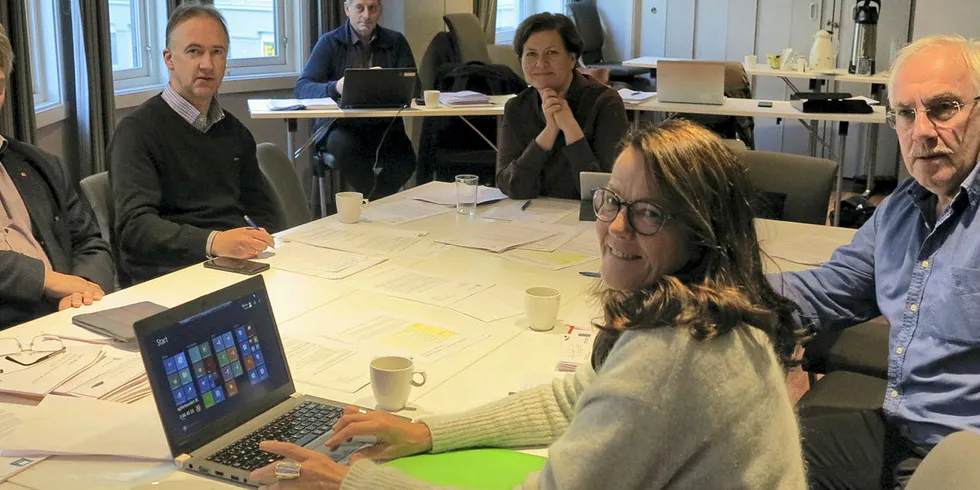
[206,401,344,471]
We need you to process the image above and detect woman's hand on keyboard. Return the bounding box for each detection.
[324,405,433,463]
[249,440,348,489]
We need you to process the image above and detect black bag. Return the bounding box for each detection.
[831,195,876,228]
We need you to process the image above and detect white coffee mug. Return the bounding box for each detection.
[336,191,367,224]
[743,54,758,70]
[423,90,441,109]
[370,356,427,412]
[525,286,561,332]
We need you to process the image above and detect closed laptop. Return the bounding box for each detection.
[657,60,727,105]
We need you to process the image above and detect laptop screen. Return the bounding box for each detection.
[136,276,294,456]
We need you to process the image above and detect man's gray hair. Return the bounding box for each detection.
[166,1,230,48]
[888,34,980,103]
[346,0,382,5]
[0,23,13,76]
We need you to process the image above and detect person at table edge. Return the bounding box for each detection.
[495,13,629,200]
[0,23,112,330]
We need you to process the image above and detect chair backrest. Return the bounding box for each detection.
[678,62,756,148]
[738,150,838,225]
[567,0,605,65]
[443,14,490,64]
[487,44,524,82]
[256,143,312,229]
[419,31,457,91]
[79,172,113,246]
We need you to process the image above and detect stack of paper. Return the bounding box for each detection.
[435,221,558,253]
[281,337,369,393]
[0,346,105,400]
[410,185,508,207]
[281,223,445,259]
[556,328,596,372]
[259,242,387,280]
[503,229,600,270]
[483,199,578,223]
[517,223,584,252]
[53,352,150,404]
[0,395,170,460]
[361,199,453,225]
[357,265,492,308]
[0,405,46,483]
[617,89,657,105]
[439,90,491,106]
[313,313,488,363]
[266,97,337,111]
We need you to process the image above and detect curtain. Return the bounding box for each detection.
[309,0,346,50]
[0,1,37,144]
[62,0,115,177]
[473,0,497,45]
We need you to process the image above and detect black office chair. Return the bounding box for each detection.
[566,1,651,87]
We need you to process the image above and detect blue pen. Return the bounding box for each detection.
[579,271,601,278]
[243,215,259,229]
[520,200,532,211]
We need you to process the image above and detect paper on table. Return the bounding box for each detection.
[281,223,427,257]
[502,230,600,270]
[617,89,657,105]
[556,329,596,372]
[53,352,146,400]
[259,242,387,280]
[449,286,524,323]
[518,223,583,252]
[361,199,453,225]
[483,199,577,223]
[358,265,492,307]
[410,185,508,207]
[435,220,557,253]
[266,97,337,110]
[282,337,368,393]
[1,395,170,460]
[0,406,46,482]
[0,346,105,399]
[316,313,486,362]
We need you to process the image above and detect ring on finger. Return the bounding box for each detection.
[274,460,302,480]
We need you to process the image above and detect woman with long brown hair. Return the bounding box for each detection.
[249,120,808,489]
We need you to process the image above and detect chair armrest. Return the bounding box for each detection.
[802,318,890,379]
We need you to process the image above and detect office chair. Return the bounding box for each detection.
[738,150,838,225]
[79,171,119,291]
[566,1,651,84]
[256,142,313,229]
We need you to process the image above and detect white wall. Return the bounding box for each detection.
[913,0,980,40]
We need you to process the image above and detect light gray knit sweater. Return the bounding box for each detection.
[340,325,806,489]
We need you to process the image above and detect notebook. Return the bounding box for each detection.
[134,276,371,487]
[72,301,169,343]
[383,449,547,489]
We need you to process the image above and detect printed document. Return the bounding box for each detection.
[316,313,486,362]
[259,242,387,280]
[483,199,577,223]
[281,223,428,257]
[54,351,146,401]
[503,230,599,270]
[435,221,557,253]
[0,346,105,399]
[0,406,45,482]
[410,185,508,206]
[361,199,452,225]
[282,337,369,393]
[517,223,584,252]
[450,286,524,323]
[359,265,492,307]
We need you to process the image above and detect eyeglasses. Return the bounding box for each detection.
[592,187,670,236]
[886,96,980,129]
[0,335,65,369]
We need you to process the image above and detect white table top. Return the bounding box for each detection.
[623,56,891,85]
[628,96,886,124]
[247,96,512,120]
[2,183,856,489]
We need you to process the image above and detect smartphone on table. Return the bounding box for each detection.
[203,257,270,275]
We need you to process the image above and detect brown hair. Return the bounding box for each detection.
[0,23,13,76]
[166,1,230,49]
[513,12,584,61]
[591,120,805,369]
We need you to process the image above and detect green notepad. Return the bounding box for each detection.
[382,449,547,489]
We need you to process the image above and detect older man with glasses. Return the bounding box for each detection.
[770,34,980,489]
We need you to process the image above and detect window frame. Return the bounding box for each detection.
[111,0,164,91]
[109,0,153,83]
[495,0,525,45]
[26,0,64,113]
[215,0,292,77]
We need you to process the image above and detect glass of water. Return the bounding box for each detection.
[455,174,479,215]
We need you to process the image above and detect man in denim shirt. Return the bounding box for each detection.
[771,35,980,489]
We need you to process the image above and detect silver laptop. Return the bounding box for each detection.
[134,276,370,487]
[579,171,611,221]
[656,60,727,105]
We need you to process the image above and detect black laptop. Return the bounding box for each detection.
[134,276,369,486]
[339,68,417,109]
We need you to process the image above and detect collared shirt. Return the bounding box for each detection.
[161,84,225,133]
[347,21,376,69]
[773,161,980,449]
[0,136,53,273]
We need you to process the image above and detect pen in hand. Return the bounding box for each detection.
[243,215,259,229]
[579,271,600,278]
[520,200,532,211]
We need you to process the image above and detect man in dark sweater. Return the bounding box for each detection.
[108,4,278,286]
[295,0,418,199]
[0,24,113,330]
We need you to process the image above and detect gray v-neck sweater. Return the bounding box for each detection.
[341,325,807,489]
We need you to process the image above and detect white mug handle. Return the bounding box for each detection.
[412,369,427,387]
[360,198,369,206]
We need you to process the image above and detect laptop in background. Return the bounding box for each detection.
[579,171,611,221]
[134,276,367,487]
[339,68,417,109]
[656,60,727,105]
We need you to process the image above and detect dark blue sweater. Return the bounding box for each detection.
[296,20,418,101]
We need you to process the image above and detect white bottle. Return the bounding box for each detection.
[809,30,838,72]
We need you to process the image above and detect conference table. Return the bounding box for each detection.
[0,182,857,489]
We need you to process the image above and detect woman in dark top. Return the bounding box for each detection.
[496,13,629,200]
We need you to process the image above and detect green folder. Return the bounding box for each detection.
[382,449,547,489]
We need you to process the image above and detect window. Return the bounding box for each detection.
[109,0,150,78]
[214,0,290,76]
[26,0,63,113]
[495,0,568,45]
